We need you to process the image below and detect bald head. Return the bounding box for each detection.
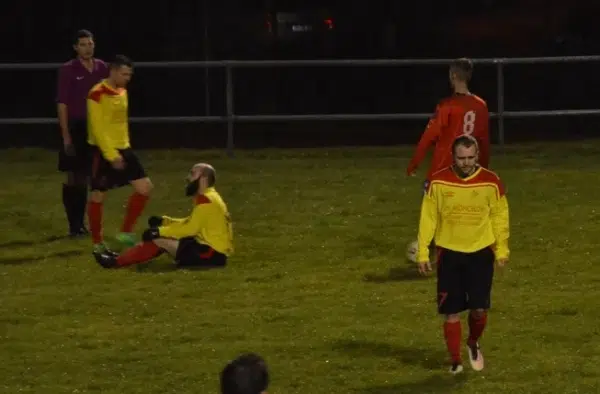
[191,163,216,187]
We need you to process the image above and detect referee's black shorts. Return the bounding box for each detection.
[58,119,90,173]
[89,146,147,192]
[175,237,227,268]
[436,246,495,315]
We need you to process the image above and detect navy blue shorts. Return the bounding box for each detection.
[436,247,495,315]
[58,120,90,173]
[89,147,147,192]
[175,237,227,268]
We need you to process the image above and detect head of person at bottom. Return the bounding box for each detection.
[185,162,216,197]
[220,353,269,394]
[452,135,479,178]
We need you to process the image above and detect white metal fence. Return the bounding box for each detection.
[2,56,600,156]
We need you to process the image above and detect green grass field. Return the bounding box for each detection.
[1,141,599,394]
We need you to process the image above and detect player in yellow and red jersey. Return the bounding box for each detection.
[407,58,490,185]
[86,55,153,255]
[93,163,233,269]
[416,135,509,375]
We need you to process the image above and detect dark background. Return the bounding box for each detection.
[1,0,600,150]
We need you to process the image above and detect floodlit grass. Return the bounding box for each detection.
[1,141,600,393]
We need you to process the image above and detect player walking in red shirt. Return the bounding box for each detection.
[407,58,490,182]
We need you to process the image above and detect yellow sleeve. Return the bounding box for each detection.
[416,186,438,262]
[158,206,205,239]
[490,194,510,260]
[87,97,120,161]
[161,216,187,225]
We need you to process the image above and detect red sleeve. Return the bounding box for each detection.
[406,104,447,175]
[478,134,490,168]
[477,110,490,168]
[56,64,71,104]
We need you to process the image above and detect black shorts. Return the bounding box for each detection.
[89,147,147,192]
[175,237,227,268]
[436,246,495,315]
[58,119,90,173]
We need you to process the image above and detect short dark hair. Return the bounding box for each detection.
[220,353,269,394]
[452,134,479,155]
[74,29,93,45]
[110,54,133,70]
[449,58,473,82]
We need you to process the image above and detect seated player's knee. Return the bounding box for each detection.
[89,190,105,203]
[133,178,153,196]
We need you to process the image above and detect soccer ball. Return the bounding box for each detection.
[406,240,418,263]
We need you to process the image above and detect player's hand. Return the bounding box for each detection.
[408,170,417,177]
[142,228,160,242]
[64,143,75,156]
[496,258,508,268]
[111,155,125,170]
[63,135,75,156]
[148,216,163,228]
[417,261,432,275]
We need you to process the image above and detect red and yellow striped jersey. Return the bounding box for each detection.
[159,187,234,256]
[87,80,131,161]
[417,166,509,262]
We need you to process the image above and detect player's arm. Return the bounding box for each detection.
[477,110,491,168]
[406,104,446,175]
[161,216,188,225]
[157,205,206,239]
[416,184,438,262]
[490,183,510,260]
[56,66,71,143]
[87,93,120,162]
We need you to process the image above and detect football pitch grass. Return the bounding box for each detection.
[1,141,599,394]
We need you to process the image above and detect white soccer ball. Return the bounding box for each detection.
[406,240,419,263]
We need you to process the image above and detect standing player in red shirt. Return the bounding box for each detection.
[407,58,490,183]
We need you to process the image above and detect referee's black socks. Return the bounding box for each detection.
[62,184,88,235]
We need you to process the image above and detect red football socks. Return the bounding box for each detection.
[444,321,462,364]
[87,201,103,244]
[121,192,149,233]
[468,311,488,345]
[116,242,162,267]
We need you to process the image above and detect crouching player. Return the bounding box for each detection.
[93,163,233,269]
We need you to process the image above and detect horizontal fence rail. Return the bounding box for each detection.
[2,56,600,156]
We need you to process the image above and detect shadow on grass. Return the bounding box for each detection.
[0,235,71,250]
[355,374,467,394]
[363,265,432,283]
[133,262,227,274]
[0,250,83,265]
[333,339,446,371]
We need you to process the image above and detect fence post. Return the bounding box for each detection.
[225,65,235,158]
[496,61,505,147]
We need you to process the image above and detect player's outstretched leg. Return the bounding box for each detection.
[466,309,487,371]
[93,241,163,268]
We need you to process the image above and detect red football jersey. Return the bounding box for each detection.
[407,93,490,179]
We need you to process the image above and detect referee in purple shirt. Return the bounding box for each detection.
[56,29,108,237]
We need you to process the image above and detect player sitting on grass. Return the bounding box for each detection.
[93,163,233,269]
